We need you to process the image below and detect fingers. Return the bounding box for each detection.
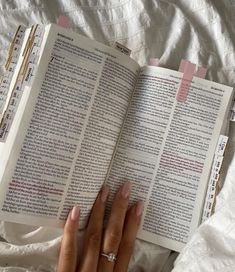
[98,181,132,272]
[114,201,144,272]
[79,186,109,272]
[57,182,143,272]
[57,206,80,272]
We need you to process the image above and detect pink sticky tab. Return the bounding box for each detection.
[176,62,196,102]
[194,66,207,79]
[57,15,70,28]
[178,59,188,72]
[149,58,160,66]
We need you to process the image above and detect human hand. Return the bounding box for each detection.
[57,181,144,272]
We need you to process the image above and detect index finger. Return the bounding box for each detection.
[57,206,80,272]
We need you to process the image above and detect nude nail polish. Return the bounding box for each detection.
[101,186,110,203]
[71,206,80,221]
[135,201,144,217]
[121,181,132,199]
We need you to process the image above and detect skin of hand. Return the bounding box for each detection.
[57,181,144,272]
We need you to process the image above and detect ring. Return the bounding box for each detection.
[101,252,117,262]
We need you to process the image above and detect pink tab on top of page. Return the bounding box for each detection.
[176,61,196,102]
[149,58,160,66]
[178,59,188,72]
[57,15,70,28]
[194,66,207,79]
[179,59,207,79]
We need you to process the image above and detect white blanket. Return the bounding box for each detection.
[0,0,235,271]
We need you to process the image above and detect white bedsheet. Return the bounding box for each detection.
[0,0,235,271]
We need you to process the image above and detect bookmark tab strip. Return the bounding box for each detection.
[201,135,228,223]
[179,59,207,79]
[0,25,44,142]
[0,26,26,121]
[176,61,196,102]
[215,135,228,156]
[194,66,207,79]
[178,59,188,73]
[57,15,70,28]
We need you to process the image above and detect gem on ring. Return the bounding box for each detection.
[101,252,117,262]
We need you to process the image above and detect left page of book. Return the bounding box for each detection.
[0,24,140,227]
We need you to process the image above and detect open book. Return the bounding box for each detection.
[0,24,233,252]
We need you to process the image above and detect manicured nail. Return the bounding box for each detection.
[135,201,144,217]
[101,186,110,203]
[121,181,132,199]
[71,206,80,221]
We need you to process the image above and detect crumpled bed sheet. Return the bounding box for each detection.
[0,0,235,271]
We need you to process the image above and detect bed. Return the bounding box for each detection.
[0,0,235,271]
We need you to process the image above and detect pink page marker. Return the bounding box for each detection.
[178,59,188,73]
[176,61,196,102]
[179,59,207,78]
[57,15,70,28]
[149,58,160,66]
[194,66,207,79]
[179,59,207,79]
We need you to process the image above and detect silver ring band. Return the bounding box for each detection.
[101,252,117,262]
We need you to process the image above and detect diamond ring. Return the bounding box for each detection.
[101,252,117,262]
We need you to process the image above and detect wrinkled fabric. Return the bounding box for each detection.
[0,0,235,271]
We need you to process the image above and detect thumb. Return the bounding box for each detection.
[57,206,80,272]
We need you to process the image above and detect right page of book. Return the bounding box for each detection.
[105,66,233,252]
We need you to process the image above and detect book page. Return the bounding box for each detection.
[0,24,139,227]
[105,66,233,251]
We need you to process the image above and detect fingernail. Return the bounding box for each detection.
[121,181,132,199]
[135,201,144,217]
[101,186,110,203]
[71,206,80,221]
